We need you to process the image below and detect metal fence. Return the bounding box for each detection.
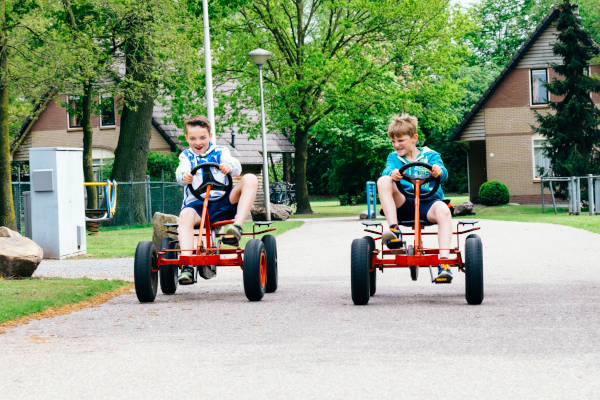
[540,174,600,215]
[12,177,186,231]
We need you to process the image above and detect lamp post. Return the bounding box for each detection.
[249,48,272,221]
[202,0,216,140]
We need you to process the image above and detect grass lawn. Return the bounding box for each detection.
[86,220,304,258]
[292,195,599,235]
[0,278,130,325]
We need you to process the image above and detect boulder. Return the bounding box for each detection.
[454,201,475,216]
[152,212,179,250]
[0,227,43,278]
[251,203,292,221]
[359,209,377,219]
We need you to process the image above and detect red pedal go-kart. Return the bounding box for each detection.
[351,162,483,305]
[134,163,277,303]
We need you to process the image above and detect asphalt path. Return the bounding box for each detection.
[1,218,599,399]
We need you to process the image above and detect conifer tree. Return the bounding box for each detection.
[535,0,600,177]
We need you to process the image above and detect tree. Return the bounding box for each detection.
[208,0,462,213]
[534,0,600,177]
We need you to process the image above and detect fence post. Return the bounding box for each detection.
[540,177,545,213]
[576,177,581,214]
[588,174,595,216]
[161,170,165,213]
[15,165,21,233]
[595,178,600,215]
[145,175,152,223]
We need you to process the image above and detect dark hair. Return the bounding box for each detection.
[184,115,211,134]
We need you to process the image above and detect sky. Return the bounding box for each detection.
[451,0,480,8]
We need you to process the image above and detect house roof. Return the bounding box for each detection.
[152,102,294,165]
[451,6,599,142]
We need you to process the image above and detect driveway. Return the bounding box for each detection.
[1,218,599,399]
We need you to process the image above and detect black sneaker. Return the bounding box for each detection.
[198,266,217,280]
[222,224,243,246]
[178,266,194,285]
[382,225,403,249]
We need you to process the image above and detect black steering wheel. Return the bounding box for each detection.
[188,162,233,202]
[395,162,441,199]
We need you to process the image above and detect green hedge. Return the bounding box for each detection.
[478,180,509,206]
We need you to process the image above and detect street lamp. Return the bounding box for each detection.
[249,48,273,221]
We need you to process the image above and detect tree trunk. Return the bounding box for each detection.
[0,2,17,230]
[282,152,292,182]
[111,92,154,223]
[81,81,97,209]
[294,127,312,214]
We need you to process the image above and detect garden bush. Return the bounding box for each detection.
[478,180,509,205]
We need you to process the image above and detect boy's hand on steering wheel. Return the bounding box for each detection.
[391,169,403,181]
[431,165,442,178]
[183,172,193,184]
[219,163,232,174]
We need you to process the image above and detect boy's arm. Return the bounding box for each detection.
[381,153,397,176]
[220,147,242,177]
[175,152,192,186]
[428,152,448,182]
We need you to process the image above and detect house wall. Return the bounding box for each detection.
[13,96,171,161]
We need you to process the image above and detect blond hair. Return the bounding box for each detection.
[388,114,418,139]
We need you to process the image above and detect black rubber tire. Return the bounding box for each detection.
[134,241,158,303]
[262,235,278,293]
[159,238,178,295]
[351,238,371,305]
[243,239,266,301]
[362,236,376,296]
[465,234,484,305]
[408,246,418,281]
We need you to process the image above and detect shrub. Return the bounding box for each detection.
[478,180,509,206]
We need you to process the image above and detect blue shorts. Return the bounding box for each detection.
[395,198,443,222]
[184,196,238,224]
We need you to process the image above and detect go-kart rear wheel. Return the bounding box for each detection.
[262,235,278,293]
[351,238,371,305]
[134,241,158,303]
[362,236,376,296]
[465,234,484,305]
[159,238,178,295]
[243,239,266,301]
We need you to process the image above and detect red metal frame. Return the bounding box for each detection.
[367,180,479,273]
[153,184,275,272]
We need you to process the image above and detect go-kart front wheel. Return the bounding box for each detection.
[134,241,158,303]
[351,238,371,305]
[159,238,178,295]
[465,234,484,305]
[262,235,278,293]
[243,239,267,301]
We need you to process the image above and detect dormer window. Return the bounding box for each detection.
[530,69,548,105]
[67,95,82,129]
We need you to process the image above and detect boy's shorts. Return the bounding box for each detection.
[395,197,444,222]
[184,195,238,223]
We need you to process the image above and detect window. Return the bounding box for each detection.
[533,138,551,179]
[67,96,82,129]
[530,69,548,105]
[100,94,116,127]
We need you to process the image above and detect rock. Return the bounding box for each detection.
[251,203,292,221]
[152,212,179,250]
[359,209,376,219]
[453,201,475,216]
[0,226,43,278]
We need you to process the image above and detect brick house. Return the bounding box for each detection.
[451,6,600,203]
[10,94,294,204]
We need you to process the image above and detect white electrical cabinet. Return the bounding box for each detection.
[29,147,86,259]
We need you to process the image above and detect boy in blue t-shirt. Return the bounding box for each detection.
[377,114,454,283]
[175,115,258,283]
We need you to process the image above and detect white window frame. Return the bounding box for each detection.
[531,134,552,180]
[99,94,116,128]
[67,95,82,130]
[530,68,549,107]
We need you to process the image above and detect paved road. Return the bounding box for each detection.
[2,218,599,399]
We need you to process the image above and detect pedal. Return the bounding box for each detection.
[433,276,453,284]
[385,238,404,249]
[221,234,239,246]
